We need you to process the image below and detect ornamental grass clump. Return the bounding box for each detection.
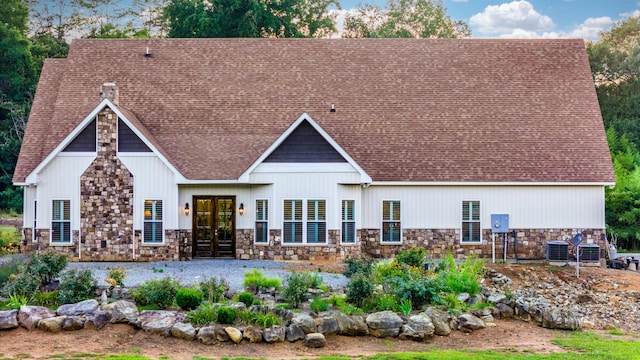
[243,268,281,291]
[186,302,218,325]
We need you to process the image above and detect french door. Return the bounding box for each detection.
[193,196,236,258]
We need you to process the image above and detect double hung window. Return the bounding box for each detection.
[51,200,71,243]
[143,200,163,243]
[255,199,269,243]
[382,200,401,243]
[462,200,481,243]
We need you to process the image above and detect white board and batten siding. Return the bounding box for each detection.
[360,185,606,230]
[31,154,95,231]
[119,154,179,229]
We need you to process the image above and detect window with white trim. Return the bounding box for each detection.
[307,200,326,243]
[283,199,327,244]
[143,200,163,243]
[462,200,481,243]
[51,199,70,243]
[255,199,269,243]
[341,200,355,243]
[382,200,401,243]
[283,200,303,243]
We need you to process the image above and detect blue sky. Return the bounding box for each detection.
[337,0,640,40]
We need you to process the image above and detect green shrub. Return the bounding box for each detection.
[281,271,322,308]
[396,247,426,267]
[106,267,126,287]
[199,277,228,303]
[176,287,203,310]
[57,269,97,304]
[343,256,374,278]
[442,293,467,315]
[0,257,24,288]
[372,259,406,282]
[238,292,254,307]
[243,268,281,290]
[217,306,237,324]
[390,276,441,310]
[27,249,68,285]
[310,296,329,313]
[375,293,398,312]
[440,255,485,297]
[186,302,218,325]
[1,270,40,297]
[132,277,180,309]
[346,274,373,308]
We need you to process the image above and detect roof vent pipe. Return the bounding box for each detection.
[100,82,119,106]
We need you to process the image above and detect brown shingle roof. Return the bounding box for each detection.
[14,38,614,183]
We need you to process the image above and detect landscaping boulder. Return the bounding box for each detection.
[495,303,514,319]
[316,316,339,335]
[399,314,435,341]
[263,325,286,343]
[488,293,507,304]
[243,325,263,343]
[171,322,196,341]
[18,306,56,330]
[102,300,139,324]
[63,316,85,331]
[333,312,368,336]
[541,308,582,330]
[273,307,295,324]
[227,302,247,312]
[214,325,230,342]
[286,324,305,342]
[84,310,111,330]
[225,326,243,344]
[0,310,19,329]
[472,308,495,326]
[197,325,219,345]
[366,311,403,338]
[138,310,184,337]
[57,299,99,316]
[291,313,317,333]
[304,333,326,348]
[38,316,66,332]
[458,313,485,333]
[424,307,452,336]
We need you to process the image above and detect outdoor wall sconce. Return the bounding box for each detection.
[184,202,190,216]
[238,203,245,216]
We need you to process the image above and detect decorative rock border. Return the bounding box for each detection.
[0,284,583,349]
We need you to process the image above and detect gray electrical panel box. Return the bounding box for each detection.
[491,214,509,233]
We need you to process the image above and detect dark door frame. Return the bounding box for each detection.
[192,195,236,258]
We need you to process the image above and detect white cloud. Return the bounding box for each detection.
[566,17,613,40]
[621,10,640,18]
[470,1,554,35]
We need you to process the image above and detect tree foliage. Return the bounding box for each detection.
[342,0,469,38]
[163,0,340,38]
[589,17,640,249]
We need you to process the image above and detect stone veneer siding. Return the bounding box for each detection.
[78,107,134,261]
[236,229,362,261]
[361,228,606,260]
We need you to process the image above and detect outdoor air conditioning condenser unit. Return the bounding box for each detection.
[546,241,569,261]
[578,244,600,262]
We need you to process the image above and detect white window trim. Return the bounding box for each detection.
[50,198,73,246]
[461,200,482,244]
[340,199,357,245]
[254,198,270,245]
[142,199,165,245]
[381,199,402,244]
[282,198,328,245]
[33,199,37,242]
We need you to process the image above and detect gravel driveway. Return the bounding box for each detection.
[66,259,348,291]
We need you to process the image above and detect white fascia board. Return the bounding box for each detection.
[238,112,372,184]
[111,105,187,183]
[370,181,615,186]
[177,179,245,185]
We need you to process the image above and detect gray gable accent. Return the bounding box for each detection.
[264,120,346,163]
[62,119,96,152]
[118,119,151,152]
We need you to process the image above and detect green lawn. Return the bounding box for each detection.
[2,331,637,360]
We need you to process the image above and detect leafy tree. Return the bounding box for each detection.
[343,0,470,38]
[86,23,150,38]
[605,129,640,250]
[163,0,340,38]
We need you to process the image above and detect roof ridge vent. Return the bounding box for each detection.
[100,82,119,105]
